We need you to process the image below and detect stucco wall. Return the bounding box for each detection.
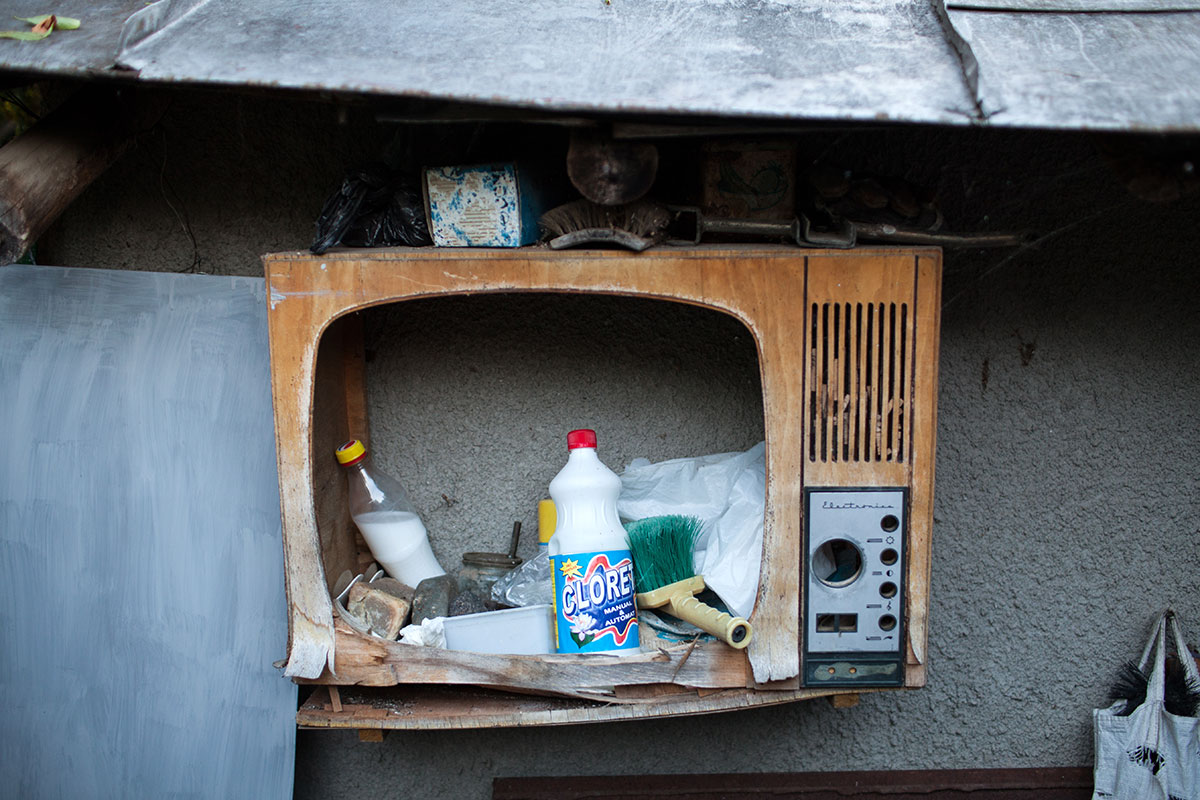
[43,89,1200,798]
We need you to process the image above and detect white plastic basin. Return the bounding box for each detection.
[441,604,555,655]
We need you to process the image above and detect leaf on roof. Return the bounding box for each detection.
[16,15,81,30]
[0,29,51,40]
[1,13,81,40]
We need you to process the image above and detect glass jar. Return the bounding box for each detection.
[458,551,523,606]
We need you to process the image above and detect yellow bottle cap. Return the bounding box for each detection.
[538,499,556,544]
[335,439,366,465]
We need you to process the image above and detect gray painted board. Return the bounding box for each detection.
[0,265,295,799]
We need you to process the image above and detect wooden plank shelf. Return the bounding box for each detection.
[264,245,941,729]
[297,682,870,732]
[306,618,755,697]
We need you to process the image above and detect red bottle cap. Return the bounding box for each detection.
[566,429,597,450]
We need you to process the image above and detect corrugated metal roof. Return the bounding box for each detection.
[116,0,979,124]
[949,7,1200,129]
[0,0,1195,131]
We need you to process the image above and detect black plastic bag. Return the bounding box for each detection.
[310,164,431,254]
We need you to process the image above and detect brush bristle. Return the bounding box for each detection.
[624,515,702,593]
[1109,661,1148,714]
[1108,657,1200,716]
[539,199,671,240]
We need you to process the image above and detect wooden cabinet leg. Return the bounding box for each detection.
[828,693,860,709]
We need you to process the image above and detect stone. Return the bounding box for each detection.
[367,577,414,602]
[412,574,457,623]
[347,582,411,640]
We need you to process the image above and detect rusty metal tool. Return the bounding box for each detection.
[666,205,856,249]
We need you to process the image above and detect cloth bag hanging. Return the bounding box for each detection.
[1093,610,1200,800]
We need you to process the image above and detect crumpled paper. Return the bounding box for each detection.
[398,615,447,648]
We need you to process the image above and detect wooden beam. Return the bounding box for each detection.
[327,686,342,713]
[493,767,1094,799]
[0,87,166,264]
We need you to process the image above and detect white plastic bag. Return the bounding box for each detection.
[1093,610,1200,800]
[617,442,765,619]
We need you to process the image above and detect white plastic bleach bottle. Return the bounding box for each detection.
[548,429,640,656]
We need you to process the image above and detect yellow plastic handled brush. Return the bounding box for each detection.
[625,515,753,649]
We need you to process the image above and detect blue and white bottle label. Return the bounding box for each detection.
[551,549,639,653]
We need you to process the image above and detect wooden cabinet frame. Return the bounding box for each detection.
[264,246,940,729]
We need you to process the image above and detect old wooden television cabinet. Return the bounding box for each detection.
[264,246,941,730]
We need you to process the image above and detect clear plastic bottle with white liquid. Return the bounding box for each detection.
[548,429,640,656]
[335,439,445,586]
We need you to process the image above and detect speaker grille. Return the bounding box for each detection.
[808,302,911,464]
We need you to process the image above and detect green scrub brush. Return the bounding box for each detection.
[624,515,753,649]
